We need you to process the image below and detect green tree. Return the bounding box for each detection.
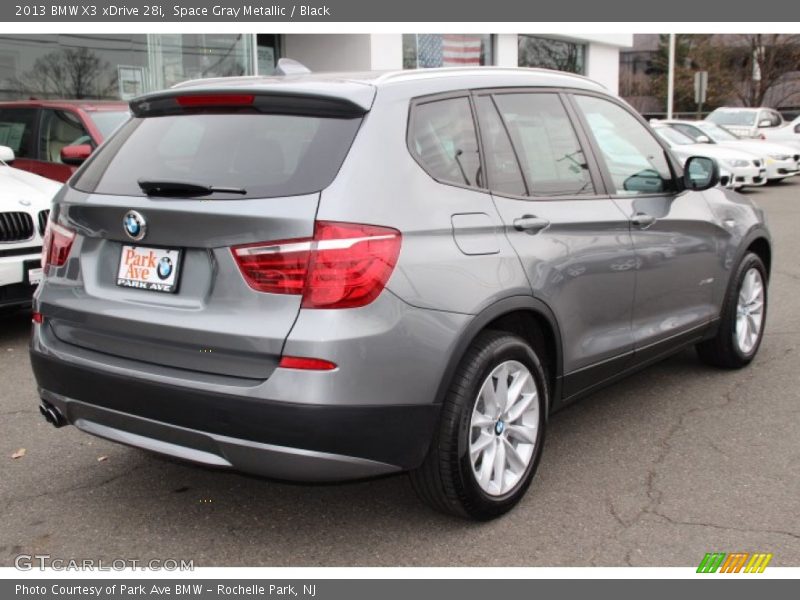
[651,34,738,114]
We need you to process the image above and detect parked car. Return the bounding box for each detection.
[30,64,772,519]
[0,145,61,310]
[706,106,784,139]
[0,100,129,182]
[652,124,766,189]
[660,119,800,182]
[706,107,800,151]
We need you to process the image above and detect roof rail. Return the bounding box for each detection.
[272,58,311,76]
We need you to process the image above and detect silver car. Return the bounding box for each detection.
[30,64,771,520]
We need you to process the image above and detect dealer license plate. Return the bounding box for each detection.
[116,245,181,293]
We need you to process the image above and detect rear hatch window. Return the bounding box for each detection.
[72,111,362,199]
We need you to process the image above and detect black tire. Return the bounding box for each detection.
[697,252,767,369]
[410,330,548,520]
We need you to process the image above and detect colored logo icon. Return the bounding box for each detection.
[697,552,773,573]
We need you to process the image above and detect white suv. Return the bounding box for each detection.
[0,146,61,310]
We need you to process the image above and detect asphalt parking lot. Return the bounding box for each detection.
[1,182,799,568]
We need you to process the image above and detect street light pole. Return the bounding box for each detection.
[667,33,676,119]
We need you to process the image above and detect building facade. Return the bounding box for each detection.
[0,33,631,102]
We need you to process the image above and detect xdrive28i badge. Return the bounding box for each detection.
[123,210,146,241]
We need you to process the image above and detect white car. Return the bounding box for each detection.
[0,146,62,310]
[661,120,800,182]
[653,125,766,189]
[706,107,782,139]
[706,107,800,151]
[764,114,800,151]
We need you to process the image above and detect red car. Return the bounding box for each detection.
[0,100,129,182]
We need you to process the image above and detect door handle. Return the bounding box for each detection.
[631,212,656,228]
[513,215,550,234]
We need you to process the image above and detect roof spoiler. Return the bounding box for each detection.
[130,90,366,119]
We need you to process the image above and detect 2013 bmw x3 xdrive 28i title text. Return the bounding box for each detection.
[31,63,771,519]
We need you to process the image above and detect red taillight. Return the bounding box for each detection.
[176,94,254,108]
[232,221,401,309]
[279,356,337,371]
[32,312,43,324]
[41,221,76,273]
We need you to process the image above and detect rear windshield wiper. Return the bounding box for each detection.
[137,179,247,197]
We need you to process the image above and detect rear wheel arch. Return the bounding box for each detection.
[433,296,563,414]
[746,236,771,278]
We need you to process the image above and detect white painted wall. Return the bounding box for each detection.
[495,34,518,68]
[585,42,621,94]
[282,34,403,72]
[369,34,403,70]
[279,34,627,93]
[282,34,373,72]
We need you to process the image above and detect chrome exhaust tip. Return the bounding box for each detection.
[39,401,65,428]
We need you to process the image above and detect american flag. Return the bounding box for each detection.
[416,34,483,68]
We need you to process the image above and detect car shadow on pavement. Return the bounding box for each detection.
[0,308,31,341]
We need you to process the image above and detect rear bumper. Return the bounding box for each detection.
[30,349,441,482]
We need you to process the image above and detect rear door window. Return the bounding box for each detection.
[491,93,595,197]
[408,96,482,188]
[0,108,37,159]
[72,112,363,199]
[474,95,526,196]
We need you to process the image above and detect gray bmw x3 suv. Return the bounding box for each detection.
[31,64,771,519]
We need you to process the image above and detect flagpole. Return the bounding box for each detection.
[667,33,675,119]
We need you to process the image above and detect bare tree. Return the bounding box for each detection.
[519,36,584,74]
[11,47,117,99]
[729,34,800,107]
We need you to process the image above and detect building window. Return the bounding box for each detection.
[0,34,256,101]
[518,35,586,75]
[403,34,493,69]
[256,34,281,74]
[147,34,254,90]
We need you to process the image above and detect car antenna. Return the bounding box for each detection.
[272,58,311,76]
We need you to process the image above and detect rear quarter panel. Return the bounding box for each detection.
[316,85,532,317]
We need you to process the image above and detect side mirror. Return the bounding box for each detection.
[684,156,719,191]
[695,135,711,144]
[794,123,800,134]
[0,145,15,163]
[758,119,773,128]
[60,144,92,166]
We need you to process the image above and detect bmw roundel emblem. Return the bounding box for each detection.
[123,210,146,241]
[157,257,173,280]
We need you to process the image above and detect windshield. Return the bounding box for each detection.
[655,127,694,146]
[708,110,757,127]
[87,111,130,139]
[697,122,740,141]
[72,112,362,199]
